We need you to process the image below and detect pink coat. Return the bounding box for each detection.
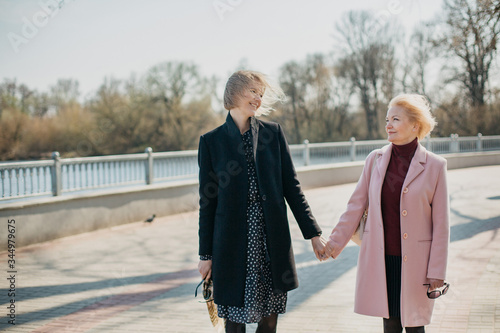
[327,143,450,327]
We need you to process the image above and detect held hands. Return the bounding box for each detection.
[311,236,337,261]
[311,236,328,261]
[323,238,338,260]
[198,260,212,280]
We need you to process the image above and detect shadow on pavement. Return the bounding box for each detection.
[3,213,500,328]
[450,210,500,242]
[0,268,198,328]
[287,245,360,312]
[1,269,197,302]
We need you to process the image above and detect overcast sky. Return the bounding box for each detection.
[0,0,443,99]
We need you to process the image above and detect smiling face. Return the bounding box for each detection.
[385,105,419,145]
[232,83,264,117]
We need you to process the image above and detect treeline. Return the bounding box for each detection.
[0,64,223,160]
[1,0,499,160]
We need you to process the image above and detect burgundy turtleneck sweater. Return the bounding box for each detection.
[381,137,418,256]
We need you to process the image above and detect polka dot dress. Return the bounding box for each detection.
[217,127,287,324]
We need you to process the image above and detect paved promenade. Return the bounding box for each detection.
[1,165,499,332]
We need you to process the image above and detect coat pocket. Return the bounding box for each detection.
[417,240,433,281]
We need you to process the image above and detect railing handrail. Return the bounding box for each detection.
[3,134,499,168]
[2,150,201,168]
[1,133,499,201]
[456,135,496,141]
[61,153,148,164]
[154,150,198,158]
[0,160,54,169]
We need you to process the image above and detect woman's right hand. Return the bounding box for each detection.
[198,260,212,280]
[323,239,339,259]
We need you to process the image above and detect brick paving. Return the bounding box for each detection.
[1,165,499,333]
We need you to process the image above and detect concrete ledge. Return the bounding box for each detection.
[296,161,364,189]
[0,180,199,247]
[442,151,500,170]
[1,151,499,248]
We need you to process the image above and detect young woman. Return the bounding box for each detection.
[198,70,326,333]
[324,94,450,332]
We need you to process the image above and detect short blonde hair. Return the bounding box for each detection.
[223,70,285,116]
[388,94,437,140]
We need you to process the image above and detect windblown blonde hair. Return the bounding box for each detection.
[223,70,285,116]
[388,94,437,140]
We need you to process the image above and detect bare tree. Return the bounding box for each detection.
[305,53,354,141]
[401,24,437,95]
[50,78,80,113]
[87,78,129,154]
[277,54,355,143]
[144,61,213,150]
[329,65,355,137]
[435,0,500,131]
[335,10,400,139]
[306,54,331,134]
[0,79,51,117]
[278,60,310,143]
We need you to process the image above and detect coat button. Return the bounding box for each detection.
[262,195,267,201]
[403,187,409,194]
[402,210,408,216]
[403,233,408,239]
[403,255,408,262]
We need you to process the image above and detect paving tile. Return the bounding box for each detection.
[0,165,499,332]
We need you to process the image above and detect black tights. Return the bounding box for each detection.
[225,313,278,333]
[225,320,245,333]
[383,317,425,333]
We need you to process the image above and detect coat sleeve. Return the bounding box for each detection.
[198,135,217,256]
[427,160,450,280]
[277,124,322,239]
[327,151,377,258]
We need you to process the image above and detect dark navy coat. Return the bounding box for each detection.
[198,113,321,307]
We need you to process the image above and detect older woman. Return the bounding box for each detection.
[324,94,450,332]
[198,70,326,333]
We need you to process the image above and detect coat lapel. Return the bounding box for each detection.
[369,145,391,206]
[402,143,427,188]
[375,145,391,180]
[224,112,247,171]
[225,113,259,159]
[251,117,259,160]
[254,117,266,177]
[224,112,242,139]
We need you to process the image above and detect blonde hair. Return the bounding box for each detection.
[388,94,437,140]
[223,70,285,116]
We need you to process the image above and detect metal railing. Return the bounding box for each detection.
[1,134,499,201]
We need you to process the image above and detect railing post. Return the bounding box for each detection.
[303,140,310,166]
[145,147,153,185]
[477,133,482,151]
[425,135,432,151]
[51,151,61,196]
[451,134,459,153]
[350,137,356,161]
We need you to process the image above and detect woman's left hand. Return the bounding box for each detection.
[427,278,445,290]
[311,236,327,261]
